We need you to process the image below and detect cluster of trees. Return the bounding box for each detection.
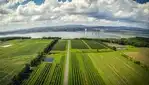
[74,38,97,40]
[122,53,149,71]
[43,39,59,53]
[122,53,141,65]
[0,37,31,41]
[9,39,59,85]
[74,37,149,50]
[30,39,59,67]
[10,64,31,85]
[42,37,61,39]
[0,37,61,42]
[99,37,149,47]
[30,52,46,67]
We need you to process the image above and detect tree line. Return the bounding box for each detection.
[42,37,61,39]
[73,37,149,49]
[9,39,59,85]
[0,37,61,42]
[99,37,149,47]
[0,37,31,41]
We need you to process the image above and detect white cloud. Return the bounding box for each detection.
[16,1,43,16]
[0,0,149,30]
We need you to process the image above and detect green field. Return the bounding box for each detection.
[23,53,65,85]
[1,39,149,85]
[70,39,149,85]
[84,40,106,49]
[0,39,51,85]
[71,40,88,49]
[69,53,105,85]
[89,52,149,85]
[52,40,67,51]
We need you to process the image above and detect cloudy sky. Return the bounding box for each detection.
[0,0,149,31]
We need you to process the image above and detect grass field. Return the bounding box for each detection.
[71,40,88,49]
[52,40,67,51]
[0,39,51,85]
[84,40,106,49]
[89,52,149,85]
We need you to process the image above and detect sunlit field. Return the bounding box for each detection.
[0,38,149,85]
[0,39,51,85]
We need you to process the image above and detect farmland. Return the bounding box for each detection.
[84,40,106,49]
[69,39,149,85]
[52,40,67,51]
[89,52,149,85]
[69,53,105,85]
[0,39,51,85]
[23,54,65,85]
[71,40,88,49]
[124,48,149,66]
[1,38,149,85]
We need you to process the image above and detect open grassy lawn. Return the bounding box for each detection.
[0,39,51,85]
[89,52,149,85]
[52,40,67,51]
[71,40,88,49]
[0,39,51,58]
[84,40,106,49]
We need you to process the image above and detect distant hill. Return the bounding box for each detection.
[0,25,148,35]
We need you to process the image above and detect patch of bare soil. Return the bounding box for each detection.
[126,51,149,66]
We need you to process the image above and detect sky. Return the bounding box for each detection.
[0,0,149,31]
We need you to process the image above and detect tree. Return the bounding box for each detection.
[112,46,117,51]
[11,75,20,85]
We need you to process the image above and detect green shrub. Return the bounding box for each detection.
[112,46,117,51]
[134,61,141,65]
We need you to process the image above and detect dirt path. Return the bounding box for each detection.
[82,40,91,49]
[63,40,70,85]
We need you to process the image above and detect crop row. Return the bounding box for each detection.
[52,40,66,51]
[84,40,106,49]
[24,55,65,85]
[69,53,85,85]
[49,64,63,85]
[23,63,52,85]
[34,63,52,85]
[71,40,88,49]
[48,56,65,85]
[81,54,105,85]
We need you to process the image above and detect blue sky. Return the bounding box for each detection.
[32,0,149,4]
[21,0,149,5]
[32,0,45,5]
[21,0,45,5]
[23,0,73,4]
[136,0,149,4]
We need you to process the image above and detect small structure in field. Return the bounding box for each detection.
[44,58,54,62]
[1,44,12,48]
